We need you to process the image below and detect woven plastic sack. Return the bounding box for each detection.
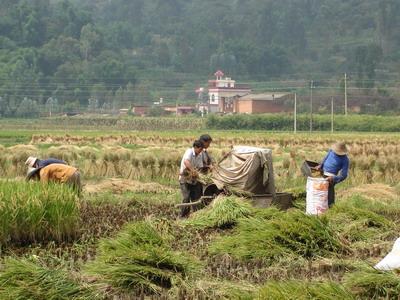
[306,177,329,215]
[375,238,400,271]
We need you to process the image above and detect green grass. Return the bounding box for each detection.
[120,143,147,150]
[182,196,253,229]
[0,257,101,300]
[257,266,400,300]
[341,195,400,221]
[0,181,80,245]
[343,266,400,299]
[184,279,256,299]
[1,121,400,145]
[210,208,347,262]
[258,280,353,300]
[208,195,399,263]
[85,220,201,295]
[36,143,61,150]
[0,130,32,146]
[327,197,395,243]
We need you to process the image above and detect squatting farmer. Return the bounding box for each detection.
[199,134,213,172]
[25,156,66,169]
[27,163,82,195]
[179,140,205,218]
[316,142,349,207]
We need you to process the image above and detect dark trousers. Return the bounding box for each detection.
[180,182,203,217]
[328,181,335,207]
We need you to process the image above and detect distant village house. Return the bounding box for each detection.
[207,70,251,113]
[200,70,291,114]
[233,93,291,114]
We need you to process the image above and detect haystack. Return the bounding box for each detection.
[47,145,80,162]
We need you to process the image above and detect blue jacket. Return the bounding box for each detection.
[36,158,66,168]
[321,150,349,184]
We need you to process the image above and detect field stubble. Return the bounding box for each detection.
[1,132,400,298]
[2,133,400,189]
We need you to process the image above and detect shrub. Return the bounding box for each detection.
[0,257,101,300]
[206,114,400,132]
[85,220,200,295]
[0,181,80,245]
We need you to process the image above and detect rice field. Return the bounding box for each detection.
[0,181,80,245]
[0,127,400,299]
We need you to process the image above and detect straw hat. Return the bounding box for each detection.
[332,142,348,156]
[26,167,40,181]
[25,156,38,168]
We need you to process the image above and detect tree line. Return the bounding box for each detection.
[1,0,400,117]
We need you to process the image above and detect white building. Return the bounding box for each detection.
[207,70,251,113]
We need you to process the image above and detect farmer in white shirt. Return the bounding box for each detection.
[179,140,204,218]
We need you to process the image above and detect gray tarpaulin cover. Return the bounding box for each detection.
[212,146,276,195]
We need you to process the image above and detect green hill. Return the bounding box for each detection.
[0,0,399,115]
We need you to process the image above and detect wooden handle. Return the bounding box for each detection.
[175,196,214,208]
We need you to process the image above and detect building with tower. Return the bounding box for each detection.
[207,70,251,113]
[197,70,290,114]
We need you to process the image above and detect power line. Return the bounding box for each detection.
[0,80,397,89]
[0,79,397,85]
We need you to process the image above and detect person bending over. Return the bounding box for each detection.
[179,140,205,218]
[27,163,82,195]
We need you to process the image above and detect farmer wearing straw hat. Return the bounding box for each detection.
[315,142,349,207]
[26,163,82,195]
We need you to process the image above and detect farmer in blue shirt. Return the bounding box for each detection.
[25,156,66,169]
[316,142,349,207]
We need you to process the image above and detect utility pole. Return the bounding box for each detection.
[294,93,297,133]
[310,80,313,132]
[331,97,334,133]
[344,73,348,116]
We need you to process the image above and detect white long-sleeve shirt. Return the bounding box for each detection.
[179,148,204,182]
